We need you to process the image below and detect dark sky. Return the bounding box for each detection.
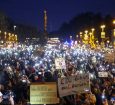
[0,0,115,32]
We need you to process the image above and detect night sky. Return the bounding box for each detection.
[0,0,115,32]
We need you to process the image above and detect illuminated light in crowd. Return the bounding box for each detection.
[34,57,38,60]
[14,52,18,56]
[112,69,115,73]
[39,61,43,64]
[79,70,83,74]
[90,74,94,78]
[75,41,77,45]
[34,63,39,67]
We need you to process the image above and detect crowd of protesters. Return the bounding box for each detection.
[0,42,114,105]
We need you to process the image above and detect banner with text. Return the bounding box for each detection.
[98,72,108,77]
[30,82,59,104]
[58,73,90,97]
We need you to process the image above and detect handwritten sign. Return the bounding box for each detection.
[30,82,59,104]
[55,58,66,69]
[58,73,90,97]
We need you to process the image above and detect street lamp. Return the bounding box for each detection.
[101,25,105,31]
[14,25,16,31]
[4,32,7,41]
[100,25,106,47]
[80,32,82,38]
[96,40,99,44]
[100,25,106,38]
[85,30,88,34]
[70,35,72,40]
[113,20,115,24]
[15,34,18,42]
[0,30,1,40]
[107,40,110,48]
[112,20,115,49]
[12,34,14,42]
[113,20,115,63]
[76,35,79,41]
[83,30,89,44]
[91,28,95,40]
[8,33,11,41]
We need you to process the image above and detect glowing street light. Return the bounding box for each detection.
[14,25,16,31]
[113,20,115,24]
[76,35,79,40]
[85,30,88,34]
[91,28,95,40]
[84,30,88,40]
[96,40,99,44]
[8,33,11,41]
[107,40,110,43]
[4,32,7,40]
[100,25,106,47]
[106,40,110,48]
[91,28,95,33]
[80,32,82,35]
[83,30,89,44]
[15,34,18,42]
[100,25,106,38]
[100,25,105,32]
[80,32,83,37]
[113,20,115,48]
[4,32,7,35]
[0,30,1,40]
[112,20,115,62]
[113,20,115,37]
[70,35,72,40]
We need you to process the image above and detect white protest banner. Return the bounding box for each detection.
[55,58,66,70]
[58,73,90,97]
[98,72,108,77]
[73,74,90,93]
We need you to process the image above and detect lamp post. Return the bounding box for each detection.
[100,25,106,47]
[83,30,89,44]
[15,34,18,42]
[113,20,115,48]
[107,40,110,48]
[80,32,82,38]
[91,28,95,48]
[4,32,7,42]
[14,25,16,31]
[112,20,115,63]
[8,33,11,42]
[91,28,95,39]
[12,34,14,42]
[0,30,1,40]
[70,35,72,41]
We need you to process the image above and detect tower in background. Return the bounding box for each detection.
[43,10,48,40]
[44,10,47,32]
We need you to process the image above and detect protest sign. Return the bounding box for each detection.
[30,82,59,104]
[58,73,90,97]
[55,58,66,69]
[98,72,108,77]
